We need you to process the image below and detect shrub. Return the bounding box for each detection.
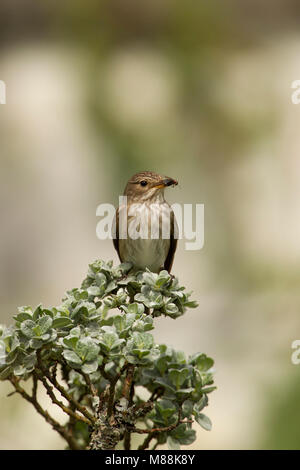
[0,260,215,450]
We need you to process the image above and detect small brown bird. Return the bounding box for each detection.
[113,171,178,273]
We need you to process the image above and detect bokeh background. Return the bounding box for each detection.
[1,0,300,449]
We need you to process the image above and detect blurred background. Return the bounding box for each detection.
[1,0,300,449]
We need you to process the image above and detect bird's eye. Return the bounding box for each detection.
[140,180,148,187]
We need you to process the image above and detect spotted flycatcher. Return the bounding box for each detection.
[113,171,178,273]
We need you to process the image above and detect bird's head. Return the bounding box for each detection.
[124,171,178,203]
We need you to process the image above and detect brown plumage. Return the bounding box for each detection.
[113,171,178,273]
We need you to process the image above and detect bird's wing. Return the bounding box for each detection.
[163,209,178,273]
[112,206,121,262]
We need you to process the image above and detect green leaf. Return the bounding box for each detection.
[201,386,216,394]
[0,366,12,379]
[155,271,171,288]
[17,306,33,317]
[63,336,79,349]
[132,348,150,359]
[70,326,81,337]
[194,395,208,413]
[44,330,57,343]
[94,272,107,287]
[37,315,52,334]
[33,304,43,321]
[167,436,180,450]
[76,338,100,362]
[182,399,194,417]
[170,423,196,445]
[165,303,179,315]
[113,315,127,332]
[154,377,176,393]
[52,317,73,329]
[14,364,27,376]
[20,320,36,339]
[118,262,132,273]
[195,413,212,431]
[0,340,6,362]
[62,349,82,366]
[4,349,18,365]
[142,272,157,286]
[132,315,153,333]
[29,338,44,349]
[127,303,144,315]
[169,368,190,389]
[184,300,198,308]
[175,351,187,364]
[175,387,195,399]
[72,302,96,319]
[23,352,37,370]
[105,281,117,294]
[156,399,176,421]
[81,360,99,374]
[43,308,55,318]
[156,356,169,375]
[87,286,102,296]
[99,332,124,352]
[190,353,214,371]
[13,312,33,322]
[132,332,154,350]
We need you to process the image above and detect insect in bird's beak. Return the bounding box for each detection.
[154,178,178,189]
[163,178,178,187]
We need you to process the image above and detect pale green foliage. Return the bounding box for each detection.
[0,260,215,450]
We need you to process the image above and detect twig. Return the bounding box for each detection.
[36,351,95,424]
[99,364,112,382]
[35,371,92,426]
[149,387,164,402]
[107,362,130,417]
[122,364,135,401]
[32,374,38,400]
[129,408,192,435]
[123,366,135,450]
[81,372,98,397]
[138,432,157,450]
[151,441,159,450]
[124,430,131,450]
[9,376,80,450]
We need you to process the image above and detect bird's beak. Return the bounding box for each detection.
[154,177,178,189]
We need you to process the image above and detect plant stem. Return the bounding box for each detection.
[9,376,80,450]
